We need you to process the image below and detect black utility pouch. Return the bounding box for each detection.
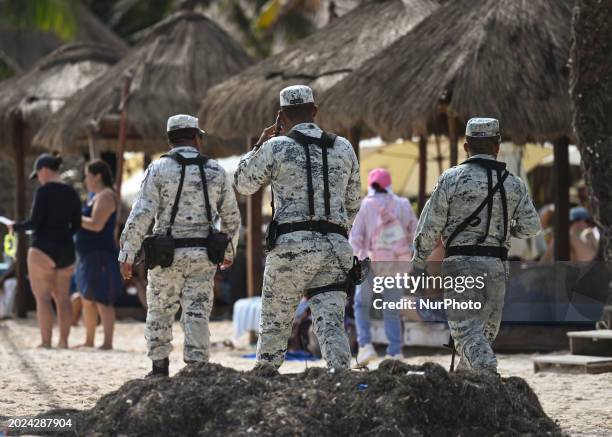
[142,234,175,269]
[265,220,279,252]
[348,256,371,285]
[206,231,230,264]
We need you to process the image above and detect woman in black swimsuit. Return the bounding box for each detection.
[9,153,81,348]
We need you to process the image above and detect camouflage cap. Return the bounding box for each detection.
[280,85,314,107]
[465,117,500,140]
[166,114,205,135]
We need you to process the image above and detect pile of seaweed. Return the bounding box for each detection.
[45,361,564,436]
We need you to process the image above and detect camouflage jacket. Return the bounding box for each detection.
[118,145,241,263]
[234,123,361,230]
[412,154,541,269]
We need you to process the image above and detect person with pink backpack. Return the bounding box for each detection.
[349,168,418,364]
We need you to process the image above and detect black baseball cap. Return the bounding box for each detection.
[29,153,60,180]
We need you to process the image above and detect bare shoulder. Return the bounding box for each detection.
[95,189,118,209]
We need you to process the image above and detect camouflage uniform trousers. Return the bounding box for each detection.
[257,232,353,370]
[442,256,507,372]
[145,247,217,363]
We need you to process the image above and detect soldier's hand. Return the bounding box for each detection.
[220,259,233,271]
[120,262,133,280]
[255,124,279,148]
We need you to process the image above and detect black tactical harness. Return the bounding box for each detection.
[271,130,348,240]
[265,130,358,298]
[141,151,230,269]
[444,157,510,260]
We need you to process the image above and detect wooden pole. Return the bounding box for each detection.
[246,137,263,297]
[418,135,428,214]
[11,111,28,318]
[553,136,570,260]
[87,127,98,160]
[348,125,361,161]
[447,112,459,167]
[114,72,132,200]
[434,135,443,174]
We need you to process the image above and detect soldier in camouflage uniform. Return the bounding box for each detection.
[412,118,541,373]
[119,115,241,377]
[234,85,361,370]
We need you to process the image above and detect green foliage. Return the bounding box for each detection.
[0,0,79,40]
[0,61,14,81]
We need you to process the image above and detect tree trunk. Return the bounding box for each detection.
[571,0,612,260]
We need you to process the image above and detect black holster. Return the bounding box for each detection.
[265,220,279,252]
[142,234,175,269]
[348,256,370,285]
[206,231,230,264]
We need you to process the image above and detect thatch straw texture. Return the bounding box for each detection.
[0,4,126,71]
[33,11,252,157]
[198,0,439,139]
[319,0,574,143]
[0,42,123,154]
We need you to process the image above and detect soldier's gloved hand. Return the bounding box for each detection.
[220,259,233,271]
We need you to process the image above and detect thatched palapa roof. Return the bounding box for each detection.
[319,0,574,143]
[0,4,126,71]
[0,42,123,154]
[198,0,439,139]
[34,11,253,157]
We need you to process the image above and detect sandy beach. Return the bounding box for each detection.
[0,316,610,437]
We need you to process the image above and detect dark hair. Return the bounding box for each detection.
[87,159,114,188]
[51,152,63,169]
[371,182,388,193]
[466,136,499,155]
[167,128,200,144]
[281,103,315,122]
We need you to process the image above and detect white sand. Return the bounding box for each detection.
[0,317,610,436]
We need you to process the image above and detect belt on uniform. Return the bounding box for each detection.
[305,281,349,298]
[276,220,348,239]
[174,238,208,248]
[446,245,508,260]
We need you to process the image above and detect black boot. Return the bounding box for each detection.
[146,358,169,378]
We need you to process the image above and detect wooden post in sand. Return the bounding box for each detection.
[11,110,28,318]
[553,136,570,261]
[418,135,428,214]
[447,111,459,167]
[114,72,132,200]
[246,137,263,297]
[348,125,361,161]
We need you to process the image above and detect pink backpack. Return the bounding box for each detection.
[370,198,412,262]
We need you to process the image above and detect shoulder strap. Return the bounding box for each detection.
[286,130,337,219]
[162,151,212,233]
[498,168,508,242]
[197,161,214,233]
[479,166,493,244]
[161,152,187,235]
[321,132,336,217]
[446,169,510,250]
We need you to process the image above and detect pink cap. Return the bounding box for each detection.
[367,168,391,188]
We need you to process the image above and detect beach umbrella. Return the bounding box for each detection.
[0,42,125,318]
[33,11,253,162]
[319,0,574,255]
[318,0,573,143]
[0,3,126,72]
[198,0,439,143]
